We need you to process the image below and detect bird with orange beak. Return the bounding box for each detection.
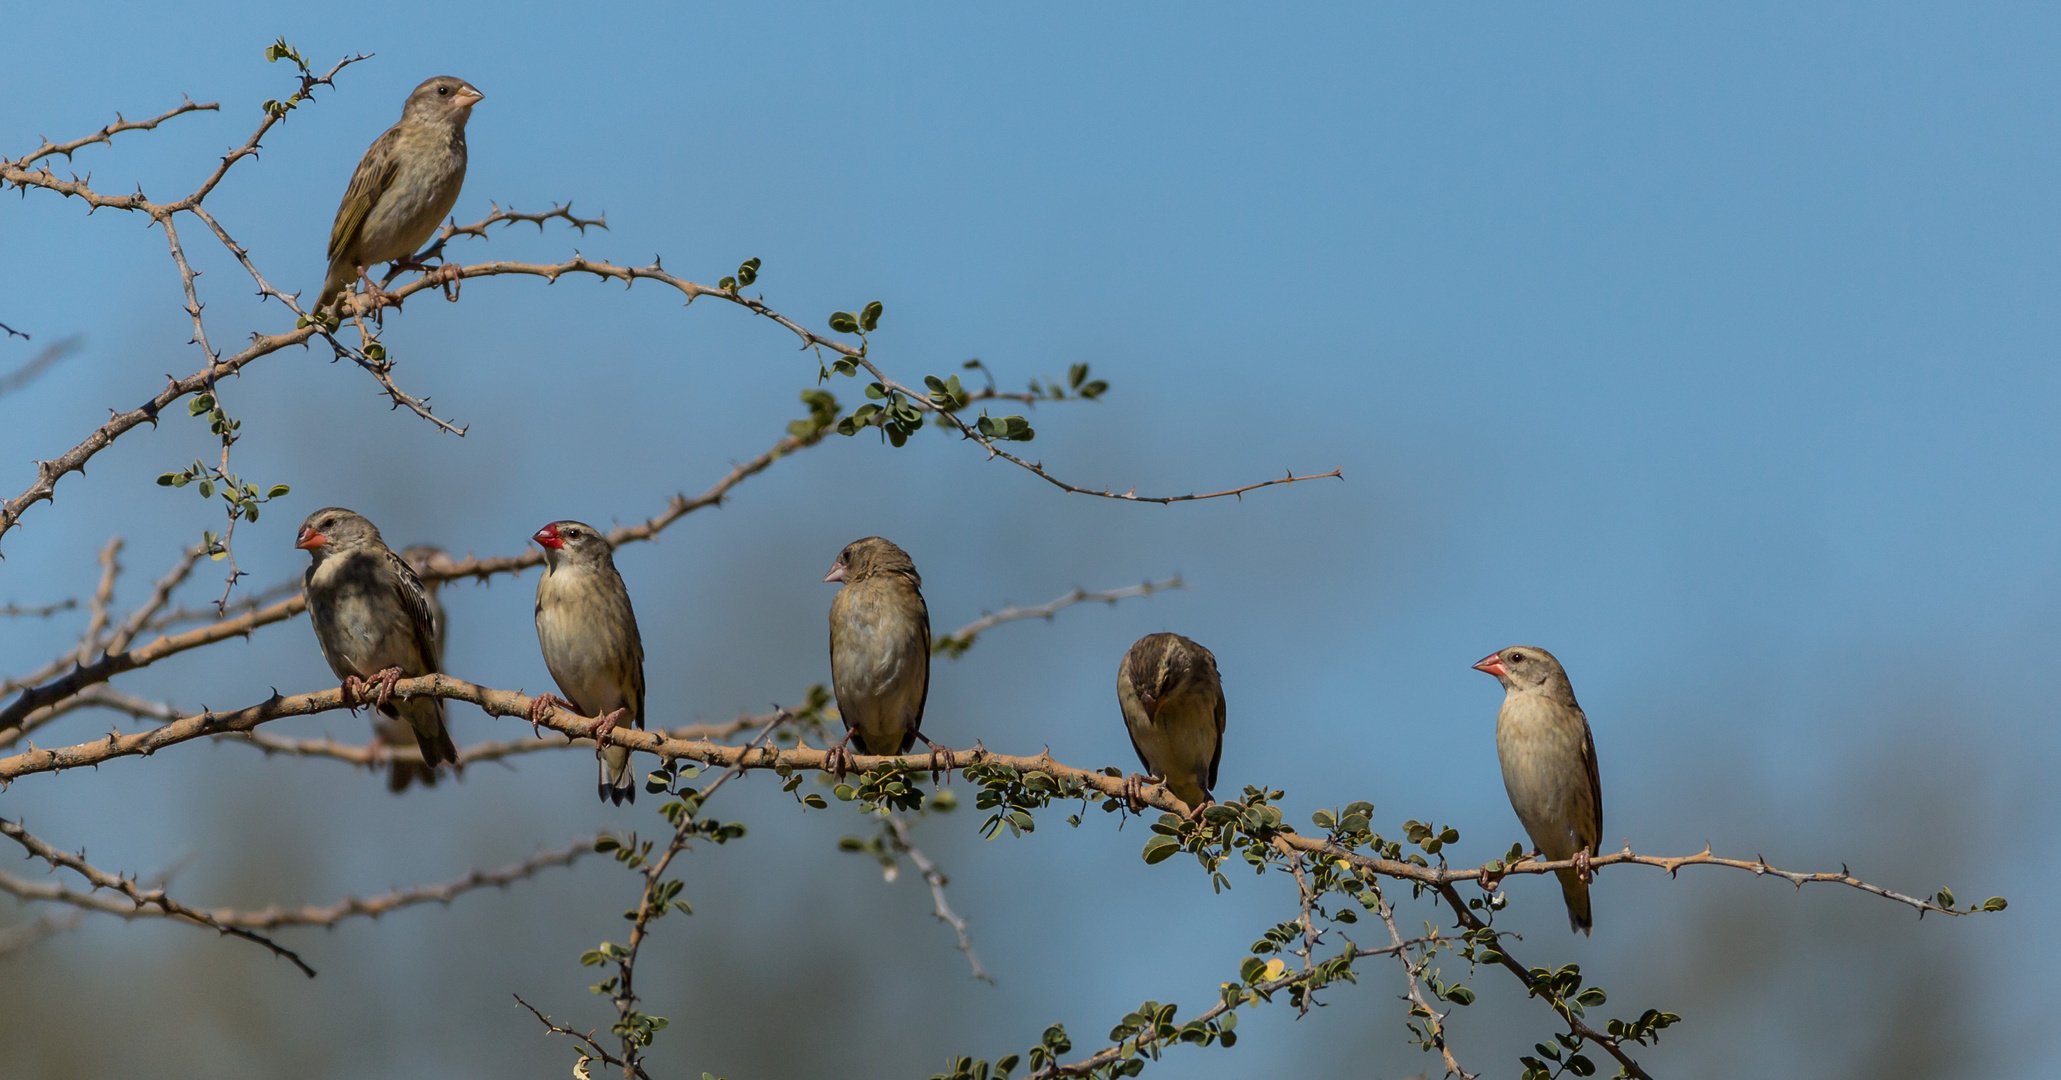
[1473,645,1604,934]
[296,508,457,787]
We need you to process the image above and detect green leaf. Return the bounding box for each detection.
[1935,887,1956,909]
[828,311,860,334]
[1982,896,2008,911]
[1444,985,1475,1006]
[1141,834,1181,865]
[737,257,760,287]
[1575,987,1607,1007]
[860,300,883,332]
[157,473,178,486]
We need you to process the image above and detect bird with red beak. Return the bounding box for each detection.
[1473,645,1604,934]
[529,520,647,805]
[296,507,457,789]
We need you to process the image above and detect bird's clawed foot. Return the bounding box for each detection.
[1121,773,1152,814]
[527,693,565,737]
[1573,848,1593,884]
[824,736,856,780]
[591,709,628,756]
[918,738,954,785]
[339,676,367,712]
[367,667,405,710]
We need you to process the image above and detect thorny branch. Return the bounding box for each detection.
[885,813,991,983]
[934,576,1182,657]
[0,839,588,931]
[0,817,313,977]
[515,995,651,1080]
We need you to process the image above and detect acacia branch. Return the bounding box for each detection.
[0,839,588,930]
[885,813,991,983]
[934,576,1182,656]
[0,912,79,957]
[515,995,651,1080]
[0,335,84,399]
[0,817,312,977]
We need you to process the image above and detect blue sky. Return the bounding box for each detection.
[4,4,2056,1077]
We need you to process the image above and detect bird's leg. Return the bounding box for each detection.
[526,693,565,738]
[1573,848,1593,884]
[824,731,857,780]
[916,734,955,785]
[590,709,629,757]
[354,265,394,317]
[339,675,368,712]
[368,666,406,710]
[1121,773,1152,814]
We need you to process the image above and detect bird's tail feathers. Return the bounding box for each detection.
[1554,867,1593,935]
[600,744,636,805]
[387,759,439,793]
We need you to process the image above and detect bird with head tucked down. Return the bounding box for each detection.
[824,537,948,775]
[297,508,457,789]
[1116,632,1225,813]
[1474,645,1604,934]
[529,521,646,805]
[318,75,483,312]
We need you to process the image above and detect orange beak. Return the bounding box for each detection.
[533,523,564,550]
[822,560,846,583]
[294,526,327,551]
[1472,652,1508,678]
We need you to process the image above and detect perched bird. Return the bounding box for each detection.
[1473,645,1604,934]
[368,544,451,791]
[1116,632,1226,813]
[317,76,484,312]
[824,537,945,775]
[529,521,646,805]
[297,508,457,790]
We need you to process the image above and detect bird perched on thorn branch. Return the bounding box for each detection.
[1474,645,1604,934]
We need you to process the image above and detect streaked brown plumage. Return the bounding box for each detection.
[373,544,451,791]
[1474,645,1603,934]
[824,538,940,771]
[531,521,646,805]
[297,508,457,788]
[1117,632,1225,810]
[318,76,483,311]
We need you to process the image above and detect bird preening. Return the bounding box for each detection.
[293,80,1613,939]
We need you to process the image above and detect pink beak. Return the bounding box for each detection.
[533,523,564,550]
[453,86,484,109]
[822,561,846,583]
[294,526,327,551]
[1472,652,1508,678]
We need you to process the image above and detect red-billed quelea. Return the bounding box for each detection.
[297,508,457,787]
[1473,645,1604,934]
[529,521,646,805]
[1116,632,1225,813]
[824,538,947,776]
[318,76,483,312]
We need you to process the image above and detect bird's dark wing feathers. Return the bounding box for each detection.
[908,589,932,752]
[328,125,403,261]
[1580,711,1603,854]
[620,567,647,730]
[383,548,441,673]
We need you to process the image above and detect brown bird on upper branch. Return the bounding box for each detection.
[317,76,483,313]
[297,508,458,789]
[1474,645,1604,934]
[528,521,647,805]
[824,537,948,777]
[1116,632,1225,814]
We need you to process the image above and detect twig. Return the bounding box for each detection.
[0,336,84,399]
[0,840,588,929]
[0,912,80,957]
[934,576,1182,656]
[1372,888,1470,1078]
[0,817,312,977]
[0,599,77,619]
[885,814,991,983]
[515,995,651,1080]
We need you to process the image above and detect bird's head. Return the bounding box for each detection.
[1472,645,1568,694]
[534,520,610,568]
[296,507,380,559]
[823,536,919,587]
[404,76,484,125]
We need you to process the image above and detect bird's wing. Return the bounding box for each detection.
[1580,711,1603,855]
[383,546,441,673]
[328,125,403,261]
[910,588,932,735]
[1207,674,1226,793]
[620,570,647,730]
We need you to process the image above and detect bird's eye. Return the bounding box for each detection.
[1509,652,1524,663]
[437,85,450,96]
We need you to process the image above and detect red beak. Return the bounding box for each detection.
[1472,651,1509,678]
[294,526,327,551]
[822,560,846,583]
[533,523,564,550]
